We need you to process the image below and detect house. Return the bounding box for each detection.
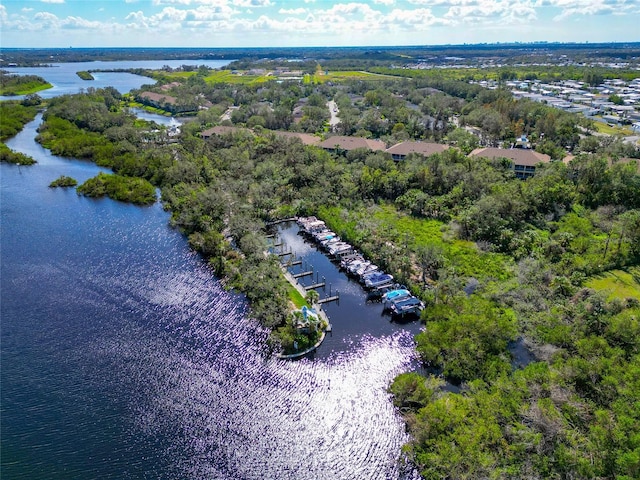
[317,135,386,154]
[385,141,449,160]
[470,147,550,179]
[137,91,196,114]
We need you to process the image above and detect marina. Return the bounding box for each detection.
[270,216,426,357]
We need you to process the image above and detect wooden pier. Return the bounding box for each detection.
[318,294,339,305]
[305,282,326,290]
[293,270,314,279]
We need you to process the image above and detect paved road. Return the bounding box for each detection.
[327,100,340,129]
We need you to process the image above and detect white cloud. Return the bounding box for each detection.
[386,6,451,25]
[279,8,307,14]
[1,0,635,47]
[152,0,230,5]
[543,0,638,20]
[41,0,65,3]
[233,0,273,6]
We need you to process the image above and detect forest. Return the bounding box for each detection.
[2,66,639,478]
[0,100,39,165]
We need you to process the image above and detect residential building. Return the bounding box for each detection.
[317,135,386,154]
[385,141,449,160]
[470,147,551,179]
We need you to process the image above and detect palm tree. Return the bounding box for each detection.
[305,289,320,307]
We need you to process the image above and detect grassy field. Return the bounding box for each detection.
[319,203,513,283]
[372,204,513,281]
[286,283,308,309]
[586,267,640,301]
[303,70,393,84]
[592,120,634,136]
[156,69,274,85]
[0,81,52,96]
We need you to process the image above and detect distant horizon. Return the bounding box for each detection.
[1,1,637,49]
[3,40,640,51]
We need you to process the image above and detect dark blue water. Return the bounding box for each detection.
[1,115,422,478]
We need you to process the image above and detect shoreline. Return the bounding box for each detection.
[277,264,332,360]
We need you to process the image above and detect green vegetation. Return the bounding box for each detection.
[303,70,391,84]
[286,283,308,309]
[0,71,52,96]
[0,99,41,166]
[141,68,274,85]
[586,267,640,301]
[77,172,156,205]
[0,142,37,165]
[0,100,40,141]
[33,73,640,478]
[592,121,634,136]
[76,71,94,81]
[49,175,78,188]
[371,65,640,84]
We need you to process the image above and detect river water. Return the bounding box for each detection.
[1,66,423,479]
[1,59,232,99]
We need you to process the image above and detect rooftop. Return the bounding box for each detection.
[386,141,449,157]
[470,147,551,166]
[317,135,386,152]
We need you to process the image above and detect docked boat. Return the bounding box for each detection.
[364,273,394,289]
[389,297,425,317]
[355,263,378,277]
[381,289,410,302]
[328,242,353,256]
[383,292,413,311]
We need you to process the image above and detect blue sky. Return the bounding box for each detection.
[1,0,638,48]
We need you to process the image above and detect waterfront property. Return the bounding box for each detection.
[137,91,199,114]
[297,216,424,320]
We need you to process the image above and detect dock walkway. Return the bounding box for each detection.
[277,268,332,359]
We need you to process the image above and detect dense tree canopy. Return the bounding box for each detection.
[19,77,640,479]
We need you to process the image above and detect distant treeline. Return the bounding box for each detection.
[3,42,640,66]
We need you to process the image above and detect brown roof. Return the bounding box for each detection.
[270,131,321,146]
[470,147,550,166]
[139,91,177,105]
[317,135,386,152]
[201,126,251,138]
[386,141,449,157]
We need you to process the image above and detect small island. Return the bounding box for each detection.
[49,175,78,188]
[76,71,94,81]
[77,172,156,205]
[0,71,52,96]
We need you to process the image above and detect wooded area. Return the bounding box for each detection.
[3,66,639,477]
